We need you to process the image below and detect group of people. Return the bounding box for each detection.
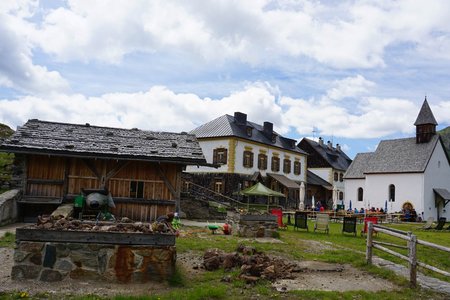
[349,207,385,214]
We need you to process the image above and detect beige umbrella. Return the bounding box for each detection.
[299,181,305,211]
[332,186,338,210]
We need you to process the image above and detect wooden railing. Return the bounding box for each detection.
[366,223,450,287]
[184,181,283,212]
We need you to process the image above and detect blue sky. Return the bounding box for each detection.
[2,0,450,158]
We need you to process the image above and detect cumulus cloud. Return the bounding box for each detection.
[20,0,450,69]
[0,2,69,94]
[0,79,430,140]
[0,83,285,134]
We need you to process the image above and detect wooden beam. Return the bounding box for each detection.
[63,158,70,196]
[105,161,130,181]
[157,163,177,199]
[81,158,101,179]
[27,179,65,185]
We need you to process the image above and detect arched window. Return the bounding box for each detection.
[389,184,395,202]
[334,172,338,181]
[339,191,344,200]
[339,173,343,182]
[357,187,363,202]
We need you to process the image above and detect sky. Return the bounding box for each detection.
[2,0,450,159]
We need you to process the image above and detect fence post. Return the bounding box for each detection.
[408,232,417,287]
[366,222,373,264]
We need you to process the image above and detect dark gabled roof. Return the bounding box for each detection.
[299,138,352,171]
[364,135,439,174]
[344,152,374,179]
[307,170,332,187]
[190,114,307,155]
[414,98,438,126]
[0,119,207,165]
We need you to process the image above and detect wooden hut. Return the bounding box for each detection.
[0,119,206,222]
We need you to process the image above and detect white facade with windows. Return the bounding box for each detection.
[344,99,450,220]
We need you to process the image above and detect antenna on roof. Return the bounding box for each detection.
[312,126,317,140]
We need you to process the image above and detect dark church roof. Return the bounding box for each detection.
[0,119,207,165]
[414,98,438,126]
[190,113,307,155]
[298,138,352,171]
[344,152,374,179]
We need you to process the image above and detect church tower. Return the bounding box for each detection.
[414,97,438,144]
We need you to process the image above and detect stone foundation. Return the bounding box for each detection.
[12,240,176,283]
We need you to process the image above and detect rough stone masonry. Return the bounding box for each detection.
[12,241,176,283]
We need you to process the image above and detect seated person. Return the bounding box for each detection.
[152,212,175,233]
[354,208,359,214]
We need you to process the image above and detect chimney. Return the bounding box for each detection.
[327,140,332,149]
[318,137,324,146]
[263,122,273,138]
[336,143,341,151]
[234,112,247,125]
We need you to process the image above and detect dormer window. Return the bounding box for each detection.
[246,126,252,137]
[272,134,277,143]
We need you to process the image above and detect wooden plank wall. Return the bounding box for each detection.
[25,155,179,221]
[111,202,175,222]
[26,155,65,197]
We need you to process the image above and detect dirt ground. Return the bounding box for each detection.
[0,245,398,297]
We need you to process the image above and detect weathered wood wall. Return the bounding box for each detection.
[24,155,179,220]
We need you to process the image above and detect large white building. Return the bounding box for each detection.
[185,112,308,208]
[344,99,450,220]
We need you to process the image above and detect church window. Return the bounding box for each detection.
[357,187,363,202]
[389,184,395,202]
[334,172,338,181]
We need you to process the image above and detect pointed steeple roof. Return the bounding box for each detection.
[414,97,438,126]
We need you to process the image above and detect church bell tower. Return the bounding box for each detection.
[414,97,438,144]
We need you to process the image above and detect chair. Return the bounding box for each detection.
[294,211,308,232]
[422,217,434,230]
[434,217,447,230]
[342,216,357,236]
[314,213,329,234]
[271,208,288,230]
[361,217,378,236]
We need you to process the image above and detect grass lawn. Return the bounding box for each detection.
[0,220,448,300]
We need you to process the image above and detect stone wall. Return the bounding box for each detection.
[12,241,176,283]
[0,189,21,226]
[227,212,279,238]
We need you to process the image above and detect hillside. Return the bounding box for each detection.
[0,123,14,192]
[438,126,450,156]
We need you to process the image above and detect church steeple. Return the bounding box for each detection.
[414,97,438,144]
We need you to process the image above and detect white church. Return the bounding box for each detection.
[344,98,450,221]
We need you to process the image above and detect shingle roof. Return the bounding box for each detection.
[299,138,352,171]
[307,170,332,187]
[190,114,307,155]
[344,153,374,179]
[0,119,206,165]
[364,135,439,174]
[414,98,438,125]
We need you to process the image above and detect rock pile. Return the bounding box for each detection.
[34,215,170,233]
[203,245,302,283]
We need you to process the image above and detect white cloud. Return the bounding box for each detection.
[325,75,375,101]
[0,1,69,94]
[0,83,286,134]
[0,80,429,140]
[14,0,450,69]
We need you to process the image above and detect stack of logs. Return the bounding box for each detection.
[203,245,302,283]
[34,215,170,233]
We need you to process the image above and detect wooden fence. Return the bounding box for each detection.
[366,222,450,287]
